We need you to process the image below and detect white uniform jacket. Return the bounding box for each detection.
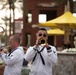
[1,46,24,75]
[24,45,58,75]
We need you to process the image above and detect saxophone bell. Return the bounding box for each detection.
[38,37,47,46]
[2,45,12,53]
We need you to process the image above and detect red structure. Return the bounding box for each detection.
[22,0,67,48]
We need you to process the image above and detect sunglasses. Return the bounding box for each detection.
[38,33,47,37]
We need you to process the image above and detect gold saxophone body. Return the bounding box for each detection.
[1,45,11,53]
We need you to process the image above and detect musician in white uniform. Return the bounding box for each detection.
[24,28,58,75]
[0,34,24,75]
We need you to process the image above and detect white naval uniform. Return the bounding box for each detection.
[24,45,58,75]
[1,46,24,75]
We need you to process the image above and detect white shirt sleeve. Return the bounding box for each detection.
[24,46,37,62]
[47,46,58,65]
[1,48,24,65]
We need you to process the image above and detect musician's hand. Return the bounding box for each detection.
[44,43,50,48]
[3,49,8,53]
[35,37,42,48]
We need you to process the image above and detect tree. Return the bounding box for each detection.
[0,0,23,46]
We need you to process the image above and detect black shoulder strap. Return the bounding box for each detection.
[32,46,45,65]
[8,48,17,56]
[8,47,23,56]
